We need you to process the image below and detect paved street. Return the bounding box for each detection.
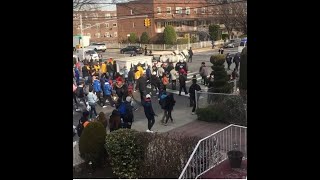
[73,48,239,142]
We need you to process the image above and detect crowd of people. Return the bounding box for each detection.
[73,53,204,136]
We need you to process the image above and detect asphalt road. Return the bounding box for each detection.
[73,47,239,142]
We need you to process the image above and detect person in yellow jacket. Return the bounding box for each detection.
[100,61,107,77]
[93,62,100,76]
[137,63,144,77]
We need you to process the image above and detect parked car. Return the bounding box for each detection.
[224,42,235,48]
[76,48,99,61]
[120,46,144,54]
[87,43,107,52]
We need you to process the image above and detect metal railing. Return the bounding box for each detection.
[73,142,85,167]
[179,124,247,179]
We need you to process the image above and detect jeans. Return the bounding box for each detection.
[147,117,155,130]
[140,90,146,103]
[89,104,97,118]
[191,97,196,112]
[165,109,173,123]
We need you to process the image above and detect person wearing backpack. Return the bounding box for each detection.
[121,96,134,129]
[178,72,188,96]
[87,86,98,119]
[93,76,107,108]
[189,78,201,115]
[159,91,168,124]
[76,111,90,137]
[109,109,121,132]
[142,94,156,133]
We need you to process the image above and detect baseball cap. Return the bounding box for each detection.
[146,94,151,99]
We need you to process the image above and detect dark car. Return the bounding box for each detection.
[120,46,144,54]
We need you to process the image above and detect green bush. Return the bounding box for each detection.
[140,32,150,44]
[209,24,220,41]
[177,38,189,44]
[105,129,144,179]
[79,121,107,167]
[128,33,138,43]
[222,34,229,40]
[191,36,197,43]
[196,96,247,126]
[239,34,247,38]
[210,55,233,93]
[163,25,177,45]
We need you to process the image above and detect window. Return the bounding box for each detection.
[105,32,110,38]
[96,24,100,29]
[202,7,206,14]
[166,7,171,14]
[113,23,117,27]
[185,7,190,15]
[133,22,135,27]
[105,13,111,19]
[194,8,198,14]
[86,33,91,37]
[95,33,100,38]
[157,7,161,14]
[130,9,133,15]
[86,24,91,28]
[105,23,109,28]
[176,7,182,14]
[114,32,117,37]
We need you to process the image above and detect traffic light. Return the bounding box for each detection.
[144,18,151,27]
[144,18,148,27]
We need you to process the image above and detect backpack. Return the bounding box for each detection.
[118,102,127,117]
[159,94,167,109]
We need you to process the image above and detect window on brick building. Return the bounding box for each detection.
[86,24,91,28]
[105,13,111,19]
[166,7,171,14]
[106,23,109,28]
[113,23,117,27]
[105,32,110,38]
[133,22,135,28]
[194,8,198,14]
[130,9,133,15]
[95,33,100,38]
[114,32,117,37]
[157,7,161,14]
[176,7,182,14]
[201,7,206,14]
[96,24,100,29]
[185,7,190,15]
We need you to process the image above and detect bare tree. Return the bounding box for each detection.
[73,0,105,11]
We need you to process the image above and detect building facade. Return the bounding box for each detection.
[117,0,246,43]
[73,10,118,43]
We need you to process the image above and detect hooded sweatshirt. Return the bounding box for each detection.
[142,98,155,119]
[87,92,98,105]
[93,79,101,92]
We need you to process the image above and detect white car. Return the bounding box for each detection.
[76,48,99,61]
[87,43,106,52]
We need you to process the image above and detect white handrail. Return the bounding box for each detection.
[178,124,247,179]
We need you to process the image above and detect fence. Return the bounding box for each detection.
[179,124,247,179]
[105,40,224,51]
[73,142,84,167]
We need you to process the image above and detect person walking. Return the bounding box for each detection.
[163,93,176,125]
[226,53,233,70]
[162,73,169,91]
[142,94,156,133]
[87,87,98,119]
[189,78,201,115]
[188,47,193,63]
[109,109,121,132]
[135,73,148,103]
[123,96,134,129]
[233,52,240,71]
[93,76,107,108]
[200,62,209,86]
[150,71,160,95]
[178,72,188,96]
[170,68,178,90]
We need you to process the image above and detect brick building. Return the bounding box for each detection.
[73,10,118,43]
[116,0,225,43]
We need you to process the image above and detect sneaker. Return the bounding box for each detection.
[156,92,159,95]
[149,130,154,133]
[134,90,136,92]
[164,123,168,126]
[75,108,81,112]
[103,106,107,108]
[146,129,151,133]
[192,112,195,115]
[105,100,109,103]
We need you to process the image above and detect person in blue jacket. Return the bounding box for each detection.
[103,81,115,107]
[93,76,106,108]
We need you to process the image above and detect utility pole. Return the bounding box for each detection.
[80,15,84,61]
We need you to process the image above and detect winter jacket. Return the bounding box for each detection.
[170,69,178,80]
[109,110,121,132]
[136,76,147,92]
[122,68,129,78]
[158,67,165,77]
[166,65,174,74]
[200,66,209,77]
[189,83,201,98]
[146,68,151,78]
[151,75,160,86]
[100,63,107,73]
[179,74,187,86]
[142,99,156,119]
[82,66,89,77]
[128,69,134,81]
[104,82,112,96]
[93,79,101,92]
[123,101,134,123]
[233,54,240,64]
[87,92,98,105]
[107,63,114,72]
[164,94,176,111]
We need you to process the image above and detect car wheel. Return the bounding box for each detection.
[94,48,97,52]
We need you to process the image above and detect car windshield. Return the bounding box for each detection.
[95,43,105,45]
[86,50,96,55]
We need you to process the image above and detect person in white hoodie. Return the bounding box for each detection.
[87,86,98,119]
[170,68,178,90]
